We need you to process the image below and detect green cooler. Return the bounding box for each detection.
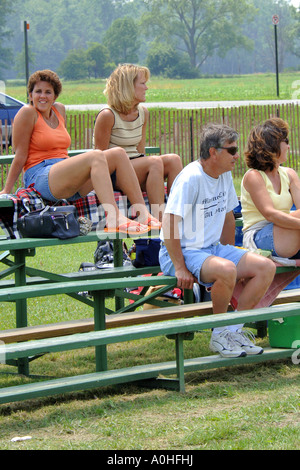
[268,315,300,348]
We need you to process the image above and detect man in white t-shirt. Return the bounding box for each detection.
[159,123,276,358]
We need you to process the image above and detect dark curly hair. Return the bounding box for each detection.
[245,117,289,171]
[27,69,62,101]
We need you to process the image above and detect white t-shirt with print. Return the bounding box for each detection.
[161,161,238,249]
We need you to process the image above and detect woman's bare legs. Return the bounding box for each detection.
[130,153,182,221]
[131,155,165,221]
[160,153,183,194]
[47,149,150,232]
[104,148,161,227]
[274,209,300,257]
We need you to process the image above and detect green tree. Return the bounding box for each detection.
[0,0,15,78]
[146,41,198,78]
[103,17,140,64]
[240,0,300,73]
[284,1,300,61]
[86,43,110,78]
[58,49,89,80]
[142,0,254,70]
[14,44,36,78]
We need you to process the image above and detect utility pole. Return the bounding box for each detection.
[272,15,280,98]
[23,21,30,102]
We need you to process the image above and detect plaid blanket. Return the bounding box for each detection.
[0,185,154,239]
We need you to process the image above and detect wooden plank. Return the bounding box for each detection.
[2,303,300,360]
[0,301,215,343]
[272,288,300,305]
[1,286,300,344]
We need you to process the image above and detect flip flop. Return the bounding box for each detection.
[104,220,150,236]
[145,216,162,230]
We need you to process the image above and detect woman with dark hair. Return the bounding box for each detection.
[0,69,160,235]
[241,117,300,258]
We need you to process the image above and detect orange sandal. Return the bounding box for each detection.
[104,220,150,236]
[145,216,162,230]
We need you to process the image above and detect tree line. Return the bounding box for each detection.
[1,0,299,81]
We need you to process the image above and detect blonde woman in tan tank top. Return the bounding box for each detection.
[94,64,183,223]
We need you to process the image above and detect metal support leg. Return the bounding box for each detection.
[93,291,107,372]
[175,334,185,393]
[14,250,29,376]
[113,239,124,311]
[184,288,194,304]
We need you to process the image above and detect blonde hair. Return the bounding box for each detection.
[104,64,150,114]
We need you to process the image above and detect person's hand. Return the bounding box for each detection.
[175,266,197,290]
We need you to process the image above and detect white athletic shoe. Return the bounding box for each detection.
[230,329,264,355]
[209,329,247,358]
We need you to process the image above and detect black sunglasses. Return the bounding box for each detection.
[283,138,289,144]
[217,146,239,156]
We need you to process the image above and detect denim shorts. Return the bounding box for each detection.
[24,158,81,202]
[254,223,279,256]
[24,158,117,202]
[159,243,247,288]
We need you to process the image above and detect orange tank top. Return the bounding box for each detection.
[24,106,71,172]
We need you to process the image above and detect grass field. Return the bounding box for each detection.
[0,72,300,450]
[5,71,300,104]
[0,241,299,450]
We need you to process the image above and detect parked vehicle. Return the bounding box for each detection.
[0,92,25,147]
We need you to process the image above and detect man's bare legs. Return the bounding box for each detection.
[201,252,275,357]
[201,252,275,314]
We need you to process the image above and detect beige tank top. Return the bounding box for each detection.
[95,104,145,159]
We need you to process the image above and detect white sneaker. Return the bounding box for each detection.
[209,329,247,358]
[231,329,264,355]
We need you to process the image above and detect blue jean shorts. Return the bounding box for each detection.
[159,243,247,288]
[24,158,81,202]
[254,223,279,256]
[24,158,117,202]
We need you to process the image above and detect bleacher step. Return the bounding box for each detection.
[0,347,294,404]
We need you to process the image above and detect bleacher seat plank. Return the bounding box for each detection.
[1,286,300,344]
[2,303,300,361]
[0,301,215,343]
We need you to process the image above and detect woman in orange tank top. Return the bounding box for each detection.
[0,70,161,234]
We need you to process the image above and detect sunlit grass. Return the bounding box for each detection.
[5,72,300,104]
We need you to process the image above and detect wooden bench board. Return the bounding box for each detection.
[0,301,214,343]
[1,287,300,344]
[2,303,300,360]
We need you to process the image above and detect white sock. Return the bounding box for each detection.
[227,324,244,332]
[212,308,244,335]
[227,310,244,332]
[212,326,228,335]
